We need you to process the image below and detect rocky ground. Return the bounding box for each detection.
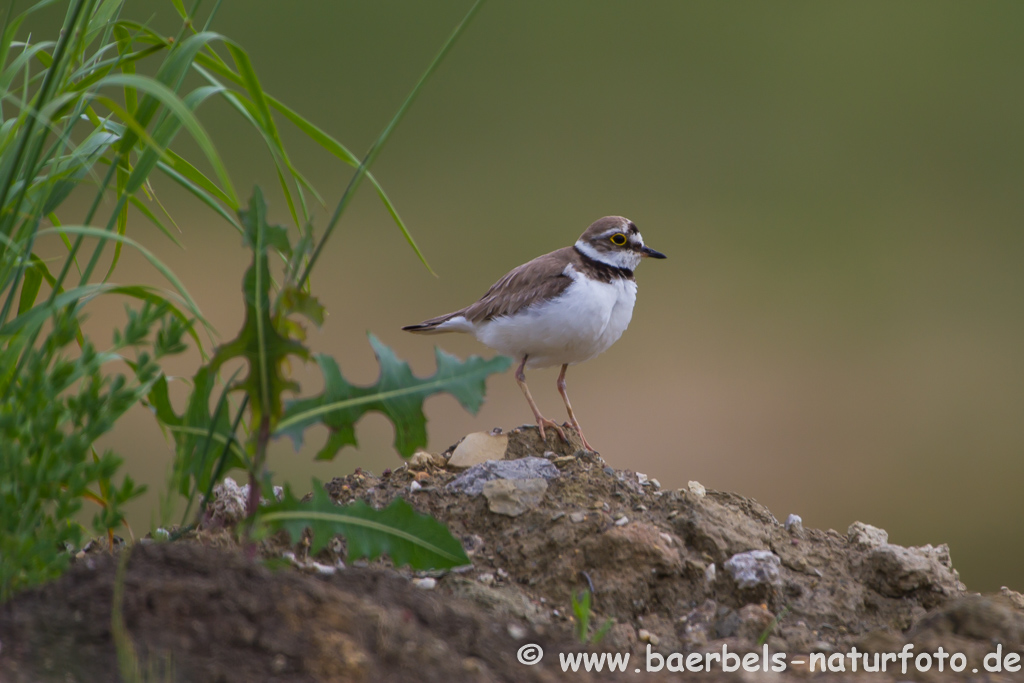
[2,426,1023,682]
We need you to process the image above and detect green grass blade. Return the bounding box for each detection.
[155,158,241,231]
[301,0,485,286]
[16,257,43,314]
[128,194,183,248]
[37,225,209,330]
[93,73,236,203]
[268,95,430,274]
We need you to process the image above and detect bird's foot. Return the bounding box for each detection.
[536,417,568,444]
[576,429,596,453]
[565,416,595,452]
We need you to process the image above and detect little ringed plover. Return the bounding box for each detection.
[403,216,666,451]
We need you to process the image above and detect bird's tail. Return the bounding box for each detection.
[401,311,468,334]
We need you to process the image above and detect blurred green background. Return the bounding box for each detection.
[28,1,1024,592]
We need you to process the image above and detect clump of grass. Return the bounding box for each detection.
[1,0,489,600]
[571,588,615,645]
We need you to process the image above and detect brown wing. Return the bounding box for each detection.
[460,247,576,323]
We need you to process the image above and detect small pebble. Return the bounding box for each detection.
[638,629,660,646]
[508,623,527,639]
[412,577,437,590]
[409,480,423,493]
[603,466,616,477]
[551,511,565,521]
[477,572,495,585]
[409,451,434,469]
[785,514,804,534]
[615,515,629,527]
[634,504,648,512]
[667,510,680,519]
[497,567,509,579]
[637,472,649,486]
[649,478,661,489]
[687,480,706,498]
[569,512,586,523]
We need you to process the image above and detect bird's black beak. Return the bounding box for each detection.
[641,245,666,259]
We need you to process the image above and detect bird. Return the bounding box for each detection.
[403,216,666,451]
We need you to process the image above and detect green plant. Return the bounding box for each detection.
[134,0,501,569]
[571,588,615,646]
[0,302,186,599]
[261,482,471,569]
[1,0,492,596]
[161,186,506,569]
[757,604,790,646]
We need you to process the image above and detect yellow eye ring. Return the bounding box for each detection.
[610,233,627,246]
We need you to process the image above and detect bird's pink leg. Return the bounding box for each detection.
[557,364,594,451]
[515,356,567,443]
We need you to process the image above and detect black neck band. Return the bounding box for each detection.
[574,246,634,280]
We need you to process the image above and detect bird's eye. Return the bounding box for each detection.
[610,233,627,246]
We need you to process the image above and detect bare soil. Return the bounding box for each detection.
[2,426,1023,682]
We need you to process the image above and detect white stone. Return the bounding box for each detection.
[848,521,888,548]
[448,431,509,469]
[724,550,782,589]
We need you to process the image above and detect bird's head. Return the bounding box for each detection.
[575,216,666,271]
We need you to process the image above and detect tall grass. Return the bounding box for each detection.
[0,0,489,599]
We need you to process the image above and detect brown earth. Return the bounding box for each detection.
[2,426,1023,682]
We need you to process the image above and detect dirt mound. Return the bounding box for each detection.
[2,426,1023,682]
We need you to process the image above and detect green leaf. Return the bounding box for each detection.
[278,286,324,327]
[148,367,245,497]
[208,188,307,424]
[277,335,511,459]
[16,259,43,315]
[259,481,470,570]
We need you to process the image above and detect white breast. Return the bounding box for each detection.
[474,266,638,369]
